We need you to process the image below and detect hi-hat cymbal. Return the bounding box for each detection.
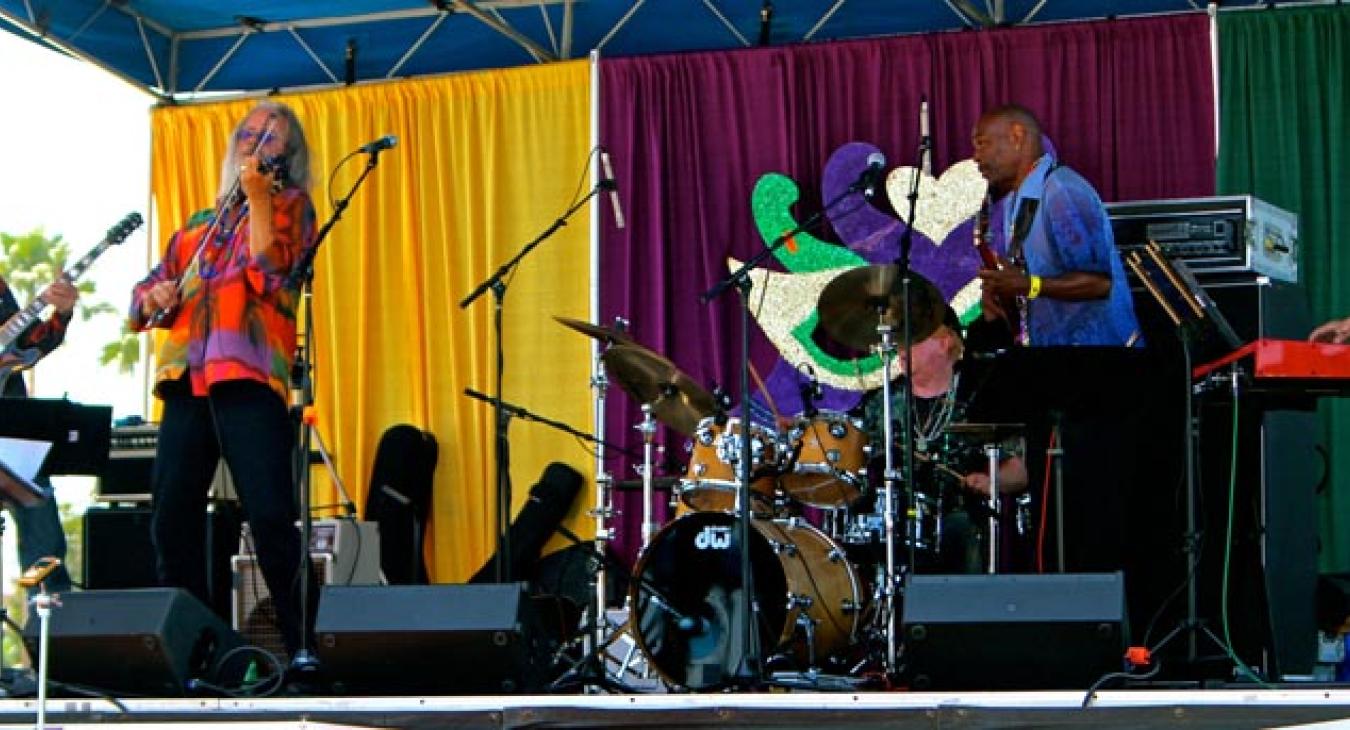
[601,344,715,435]
[553,315,635,345]
[816,265,946,352]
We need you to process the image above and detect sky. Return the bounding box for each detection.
[0,27,153,418]
[0,25,154,591]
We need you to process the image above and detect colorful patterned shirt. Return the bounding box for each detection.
[129,188,317,403]
[1,275,71,397]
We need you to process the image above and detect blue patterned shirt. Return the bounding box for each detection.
[1003,154,1142,347]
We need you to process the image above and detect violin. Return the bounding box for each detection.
[148,119,287,327]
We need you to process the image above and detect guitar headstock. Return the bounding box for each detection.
[106,212,145,244]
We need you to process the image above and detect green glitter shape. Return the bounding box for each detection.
[791,310,884,377]
[752,174,867,273]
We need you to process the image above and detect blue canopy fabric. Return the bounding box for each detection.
[0,1,1305,100]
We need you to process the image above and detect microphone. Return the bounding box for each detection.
[798,363,822,417]
[358,135,398,154]
[919,97,932,176]
[849,152,887,196]
[599,149,626,229]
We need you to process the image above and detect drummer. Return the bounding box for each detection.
[854,305,1028,573]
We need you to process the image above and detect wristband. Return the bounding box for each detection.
[1026,275,1043,300]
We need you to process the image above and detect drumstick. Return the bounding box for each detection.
[748,360,781,422]
[912,450,967,482]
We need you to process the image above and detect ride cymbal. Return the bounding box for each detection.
[816,265,946,352]
[601,344,715,435]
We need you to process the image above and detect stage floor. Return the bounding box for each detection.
[4,689,1350,729]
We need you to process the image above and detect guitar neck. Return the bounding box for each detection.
[0,237,112,351]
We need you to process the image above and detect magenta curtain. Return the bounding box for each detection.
[598,14,1215,567]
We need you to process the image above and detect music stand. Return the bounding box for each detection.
[0,438,52,508]
[0,398,113,478]
[1124,242,1241,672]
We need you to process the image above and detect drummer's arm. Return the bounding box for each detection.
[961,455,1028,496]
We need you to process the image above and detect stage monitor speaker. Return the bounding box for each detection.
[315,583,549,694]
[22,588,243,696]
[902,573,1127,690]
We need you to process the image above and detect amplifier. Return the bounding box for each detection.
[1107,195,1298,283]
[232,519,381,658]
[102,422,317,502]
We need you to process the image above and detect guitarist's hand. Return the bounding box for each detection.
[141,280,178,319]
[979,286,1009,322]
[41,278,79,315]
[977,266,1031,298]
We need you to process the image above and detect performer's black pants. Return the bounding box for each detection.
[150,376,307,655]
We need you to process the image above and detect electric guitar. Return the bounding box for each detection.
[973,196,1022,339]
[0,212,144,391]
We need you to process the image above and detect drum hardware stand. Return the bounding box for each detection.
[285,140,388,674]
[461,173,612,586]
[590,339,617,664]
[547,521,699,693]
[873,322,904,674]
[636,405,660,546]
[702,153,876,688]
[983,443,1003,573]
[1048,420,1066,572]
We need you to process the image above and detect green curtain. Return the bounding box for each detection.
[1218,6,1350,570]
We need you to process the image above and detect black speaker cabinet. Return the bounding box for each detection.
[23,588,243,696]
[315,583,549,694]
[83,503,242,622]
[902,573,1127,690]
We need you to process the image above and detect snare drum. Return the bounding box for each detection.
[681,417,781,512]
[781,412,869,508]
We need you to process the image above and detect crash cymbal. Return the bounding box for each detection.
[942,422,1026,440]
[553,315,635,345]
[601,343,715,435]
[816,265,946,351]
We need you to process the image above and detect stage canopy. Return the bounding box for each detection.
[0,0,1313,100]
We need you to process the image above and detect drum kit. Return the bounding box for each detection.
[557,265,1026,691]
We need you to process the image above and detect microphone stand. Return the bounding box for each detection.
[286,146,386,673]
[460,182,610,584]
[461,388,643,462]
[702,173,875,687]
[887,129,930,676]
[458,388,677,693]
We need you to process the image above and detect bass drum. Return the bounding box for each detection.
[629,511,861,690]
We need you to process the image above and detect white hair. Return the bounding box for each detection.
[216,101,313,200]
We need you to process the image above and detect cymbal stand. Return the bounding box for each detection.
[873,321,901,674]
[984,443,1003,574]
[590,343,616,660]
[637,405,659,547]
[701,165,873,689]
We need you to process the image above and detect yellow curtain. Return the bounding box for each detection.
[148,61,595,581]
